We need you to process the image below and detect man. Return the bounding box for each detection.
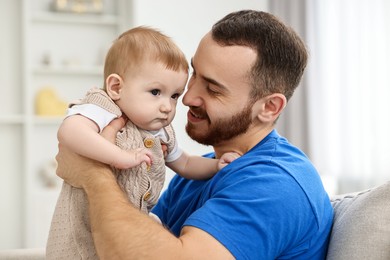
[56,10,333,259]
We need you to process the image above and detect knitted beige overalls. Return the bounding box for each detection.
[46,88,176,259]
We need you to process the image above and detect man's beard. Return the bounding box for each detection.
[186,102,254,146]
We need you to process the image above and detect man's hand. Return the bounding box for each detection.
[161,144,168,158]
[56,116,127,188]
[100,116,127,143]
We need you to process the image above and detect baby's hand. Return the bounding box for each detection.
[217,152,241,170]
[133,147,153,167]
[114,148,152,169]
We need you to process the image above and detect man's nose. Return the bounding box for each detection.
[183,83,202,107]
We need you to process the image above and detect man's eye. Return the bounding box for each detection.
[206,86,219,96]
[151,89,160,96]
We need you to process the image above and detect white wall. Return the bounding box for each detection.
[0,0,23,250]
[0,0,268,249]
[130,0,269,187]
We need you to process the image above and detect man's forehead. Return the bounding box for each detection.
[193,35,256,77]
[197,33,256,60]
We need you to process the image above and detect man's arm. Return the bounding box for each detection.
[56,117,234,259]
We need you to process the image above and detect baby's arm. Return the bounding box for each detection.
[166,152,240,180]
[57,115,152,169]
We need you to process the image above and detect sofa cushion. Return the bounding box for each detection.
[326,181,390,260]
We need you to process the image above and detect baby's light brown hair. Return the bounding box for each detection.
[103,26,189,89]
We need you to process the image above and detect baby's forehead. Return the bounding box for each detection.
[124,62,187,90]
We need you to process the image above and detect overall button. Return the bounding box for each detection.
[144,138,154,148]
[143,191,151,201]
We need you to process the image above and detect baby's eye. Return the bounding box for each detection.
[151,89,160,96]
[171,93,181,100]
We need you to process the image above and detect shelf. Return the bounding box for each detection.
[34,116,64,125]
[33,66,103,76]
[14,0,125,248]
[0,116,64,125]
[31,12,119,25]
[0,115,24,124]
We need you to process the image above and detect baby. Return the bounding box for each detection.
[46,26,238,259]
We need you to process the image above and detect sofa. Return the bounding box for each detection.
[326,181,390,259]
[1,181,389,259]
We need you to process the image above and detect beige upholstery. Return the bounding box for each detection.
[327,181,390,259]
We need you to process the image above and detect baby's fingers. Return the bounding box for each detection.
[222,152,241,163]
[143,151,153,166]
[136,148,153,165]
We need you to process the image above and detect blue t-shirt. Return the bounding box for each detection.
[152,130,333,259]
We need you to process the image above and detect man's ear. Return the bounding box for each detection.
[255,93,287,123]
[106,73,123,101]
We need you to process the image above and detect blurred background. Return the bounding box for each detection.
[1,0,389,250]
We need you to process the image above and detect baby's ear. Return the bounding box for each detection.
[106,74,123,101]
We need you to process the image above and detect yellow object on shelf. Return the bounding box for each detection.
[35,87,68,116]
